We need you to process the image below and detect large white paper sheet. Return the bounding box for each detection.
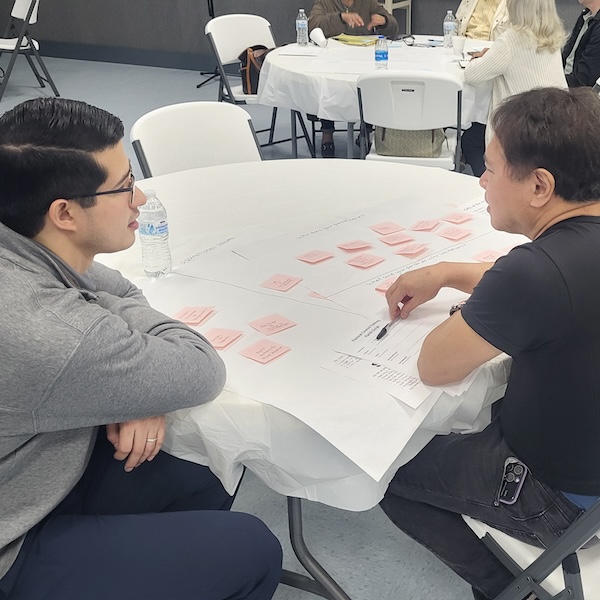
[147,196,520,482]
[231,198,525,303]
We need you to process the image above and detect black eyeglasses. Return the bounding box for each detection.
[66,168,136,204]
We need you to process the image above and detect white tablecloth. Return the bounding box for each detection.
[98,159,510,511]
[257,37,492,126]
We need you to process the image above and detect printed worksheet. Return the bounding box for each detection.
[324,352,436,409]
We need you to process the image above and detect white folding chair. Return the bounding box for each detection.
[357,70,463,170]
[130,101,262,178]
[380,0,412,34]
[463,500,600,600]
[0,0,59,102]
[205,14,314,157]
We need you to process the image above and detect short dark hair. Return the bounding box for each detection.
[491,87,600,203]
[0,97,124,238]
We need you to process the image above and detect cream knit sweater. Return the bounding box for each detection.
[464,28,567,142]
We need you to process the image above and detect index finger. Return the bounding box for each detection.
[386,280,409,317]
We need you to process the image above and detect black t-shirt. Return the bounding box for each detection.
[461,216,600,495]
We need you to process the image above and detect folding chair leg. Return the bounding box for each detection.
[296,112,315,158]
[24,52,45,87]
[346,123,355,159]
[30,44,59,96]
[291,110,298,158]
[268,108,277,145]
[0,49,20,102]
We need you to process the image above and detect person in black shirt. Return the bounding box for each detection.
[563,0,600,87]
[381,87,600,600]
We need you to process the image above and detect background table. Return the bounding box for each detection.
[257,38,493,157]
[99,159,510,511]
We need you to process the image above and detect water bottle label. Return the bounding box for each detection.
[139,220,168,236]
[444,23,456,34]
[375,49,388,62]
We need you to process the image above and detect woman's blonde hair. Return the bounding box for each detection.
[506,0,566,52]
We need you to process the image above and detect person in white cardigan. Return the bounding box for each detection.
[461,0,567,175]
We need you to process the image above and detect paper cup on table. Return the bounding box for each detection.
[310,27,328,48]
[452,36,466,56]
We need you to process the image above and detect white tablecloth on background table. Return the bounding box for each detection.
[257,37,492,127]
[97,159,511,511]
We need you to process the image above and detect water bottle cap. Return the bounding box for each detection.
[144,188,156,198]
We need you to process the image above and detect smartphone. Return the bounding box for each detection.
[498,457,528,505]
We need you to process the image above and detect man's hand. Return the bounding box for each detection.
[341,11,364,28]
[386,261,494,319]
[386,264,447,319]
[106,415,166,472]
[367,14,386,30]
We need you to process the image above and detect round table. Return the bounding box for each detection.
[98,158,510,511]
[257,37,492,147]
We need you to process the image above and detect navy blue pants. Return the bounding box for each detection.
[380,417,582,600]
[0,430,282,600]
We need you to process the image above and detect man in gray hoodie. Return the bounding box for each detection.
[0,98,282,600]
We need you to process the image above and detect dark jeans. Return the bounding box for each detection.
[380,417,582,600]
[0,430,282,600]
[461,122,486,177]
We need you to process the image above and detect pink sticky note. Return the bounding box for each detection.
[174,306,215,326]
[410,220,440,232]
[346,253,385,269]
[370,222,405,235]
[204,328,243,350]
[395,243,429,256]
[308,291,329,300]
[375,276,396,293]
[472,249,504,263]
[296,250,334,264]
[261,274,303,292]
[249,314,297,336]
[240,340,291,364]
[378,232,414,246]
[337,240,372,251]
[442,212,473,224]
[438,227,472,241]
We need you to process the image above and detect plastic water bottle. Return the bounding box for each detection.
[138,189,172,277]
[443,10,458,49]
[375,35,389,69]
[296,9,309,46]
[593,77,600,95]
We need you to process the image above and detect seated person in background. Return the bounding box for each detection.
[380,86,600,600]
[563,0,600,87]
[308,0,399,157]
[457,0,508,41]
[461,0,566,176]
[0,98,282,600]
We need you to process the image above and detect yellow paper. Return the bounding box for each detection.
[333,34,379,46]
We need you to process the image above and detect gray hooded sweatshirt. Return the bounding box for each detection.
[0,221,226,578]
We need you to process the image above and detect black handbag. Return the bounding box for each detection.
[238,45,274,94]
